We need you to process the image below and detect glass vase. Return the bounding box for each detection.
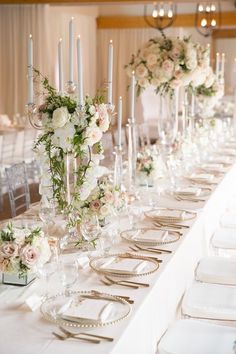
[157,88,179,187]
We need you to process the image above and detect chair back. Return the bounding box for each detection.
[5,162,30,217]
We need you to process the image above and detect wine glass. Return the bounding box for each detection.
[59,256,79,297]
[39,197,56,237]
[80,214,101,243]
[37,243,58,298]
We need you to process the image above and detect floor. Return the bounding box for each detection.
[0,183,40,221]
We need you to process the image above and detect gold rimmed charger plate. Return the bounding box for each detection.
[120,228,180,246]
[145,207,196,223]
[89,253,159,278]
[40,290,131,328]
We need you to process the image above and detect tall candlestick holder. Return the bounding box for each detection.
[113,145,123,188]
[27,103,43,130]
[127,117,137,195]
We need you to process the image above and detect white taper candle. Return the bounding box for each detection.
[129,71,135,120]
[69,17,74,83]
[58,38,63,94]
[77,35,84,106]
[28,34,33,104]
[221,53,225,80]
[118,96,122,148]
[107,40,113,104]
[216,52,220,80]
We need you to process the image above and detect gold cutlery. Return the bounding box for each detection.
[151,224,183,236]
[91,289,131,302]
[129,245,161,255]
[100,278,138,289]
[80,293,135,302]
[122,252,162,263]
[59,327,114,342]
[134,244,172,254]
[175,196,205,203]
[105,275,149,288]
[52,331,100,344]
[153,221,189,229]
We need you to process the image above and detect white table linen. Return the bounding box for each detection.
[1,164,236,354]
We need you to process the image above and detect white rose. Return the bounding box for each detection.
[89,105,96,115]
[147,53,157,66]
[135,64,148,79]
[85,126,103,146]
[52,107,70,129]
[100,204,112,217]
[138,78,149,88]
[52,122,75,151]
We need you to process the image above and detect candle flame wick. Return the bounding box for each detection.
[59,38,62,42]
[29,34,32,38]
[109,39,113,44]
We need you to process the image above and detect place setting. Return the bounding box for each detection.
[1,5,236,354]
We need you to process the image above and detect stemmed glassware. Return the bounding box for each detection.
[38,197,56,237]
[59,256,79,297]
[80,214,101,250]
[37,242,58,299]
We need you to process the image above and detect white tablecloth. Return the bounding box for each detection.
[1,164,236,354]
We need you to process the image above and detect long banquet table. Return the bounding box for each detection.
[1,161,236,354]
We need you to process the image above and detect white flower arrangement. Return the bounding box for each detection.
[136,149,159,179]
[125,36,209,95]
[79,177,127,223]
[34,72,110,226]
[195,67,224,118]
[0,223,51,276]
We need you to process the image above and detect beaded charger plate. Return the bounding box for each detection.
[89,253,159,278]
[40,290,131,328]
[120,228,180,246]
[145,207,196,223]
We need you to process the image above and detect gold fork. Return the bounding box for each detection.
[100,277,139,289]
[52,331,100,344]
[59,326,114,342]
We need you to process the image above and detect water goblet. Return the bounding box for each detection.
[59,256,79,297]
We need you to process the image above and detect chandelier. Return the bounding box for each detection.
[195,2,221,37]
[144,1,177,33]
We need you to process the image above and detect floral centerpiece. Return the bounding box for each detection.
[80,177,127,224]
[136,149,159,184]
[34,72,110,229]
[125,36,209,95]
[195,67,224,118]
[0,223,50,284]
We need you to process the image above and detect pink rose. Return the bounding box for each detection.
[0,258,11,272]
[0,242,18,259]
[20,245,39,268]
[162,59,174,73]
[103,191,114,204]
[90,199,102,212]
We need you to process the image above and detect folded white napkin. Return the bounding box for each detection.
[25,293,42,312]
[101,258,147,274]
[154,209,185,219]
[190,173,214,181]
[62,299,114,322]
[131,229,167,243]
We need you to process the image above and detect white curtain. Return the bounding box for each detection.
[0,5,98,119]
[97,27,208,123]
[0,5,51,118]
